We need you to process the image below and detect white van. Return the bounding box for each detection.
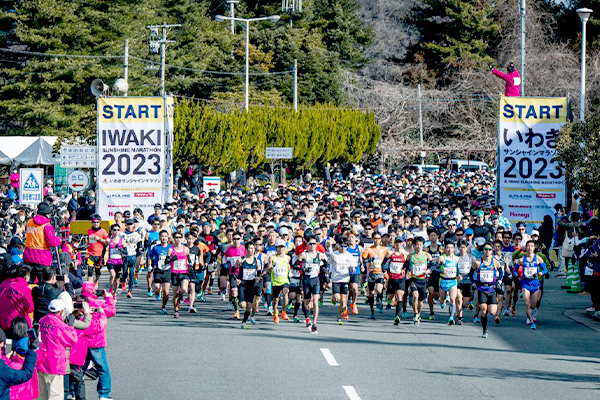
[408,164,440,174]
[439,159,489,172]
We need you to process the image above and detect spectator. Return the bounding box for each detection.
[9,169,19,193]
[490,62,521,97]
[42,180,54,197]
[32,266,74,323]
[4,317,39,400]
[0,328,38,400]
[0,265,33,331]
[37,299,78,400]
[23,202,61,284]
[68,295,99,400]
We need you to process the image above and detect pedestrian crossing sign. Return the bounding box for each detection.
[24,173,40,190]
[19,168,44,204]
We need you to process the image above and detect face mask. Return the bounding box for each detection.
[19,215,25,222]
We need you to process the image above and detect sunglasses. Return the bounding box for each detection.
[174,236,183,239]
[483,248,493,251]
[111,229,119,232]
[308,242,317,245]
[233,237,242,240]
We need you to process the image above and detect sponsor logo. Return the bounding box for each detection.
[510,205,531,209]
[536,193,556,199]
[135,192,155,198]
[508,194,533,200]
[509,211,530,219]
[106,193,131,199]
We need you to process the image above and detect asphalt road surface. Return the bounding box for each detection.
[85,272,600,400]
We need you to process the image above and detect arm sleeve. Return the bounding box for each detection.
[45,224,62,247]
[492,68,511,82]
[0,349,37,386]
[74,312,92,330]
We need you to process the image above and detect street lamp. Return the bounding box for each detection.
[577,8,593,121]
[215,14,280,111]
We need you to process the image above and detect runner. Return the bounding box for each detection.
[439,241,460,326]
[456,239,475,325]
[328,238,354,325]
[361,232,390,319]
[472,243,503,338]
[166,232,190,319]
[426,229,443,320]
[406,237,432,326]
[86,215,108,284]
[148,230,172,314]
[121,219,143,298]
[298,238,327,333]
[224,234,246,319]
[346,230,364,315]
[236,241,260,329]
[269,240,291,324]
[105,224,125,294]
[145,219,162,296]
[514,240,548,330]
[385,236,408,325]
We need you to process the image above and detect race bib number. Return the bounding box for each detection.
[109,248,122,260]
[89,236,97,244]
[243,268,257,280]
[337,263,349,274]
[480,270,494,283]
[274,266,287,277]
[372,258,382,268]
[412,262,426,276]
[173,259,186,272]
[458,262,471,275]
[443,266,457,279]
[389,262,403,274]
[207,263,217,272]
[524,266,537,279]
[158,255,167,270]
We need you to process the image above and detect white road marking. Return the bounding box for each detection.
[320,348,339,366]
[343,386,361,400]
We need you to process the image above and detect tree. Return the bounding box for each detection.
[557,112,600,211]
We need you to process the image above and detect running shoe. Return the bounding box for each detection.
[467,301,474,310]
[482,330,488,338]
[226,303,234,311]
[448,317,455,326]
[286,303,293,310]
[207,288,213,295]
[526,317,532,325]
[233,311,241,320]
[305,318,311,327]
[342,309,350,320]
[199,295,206,302]
[267,306,274,316]
[249,316,256,325]
[331,296,337,305]
[386,303,392,310]
[189,307,197,314]
[220,293,226,301]
[173,312,179,319]
[532,308,538,322]
[351,303,359,315]
[318,299,323,307]
[310,324,318,334]
[241,323,249,330]
[147,290,152,297]
[428,313,435,321]
[530,323,537,330]
[196,291,203,299]
[473,316,481,324]
[586,306,596,312]
[273,313,280,324]
[294,316,300,323]
[440,302,446,310]
[511,308,516,317]
[503,307,510,316]
[337,318,344,325]
[494,316,500,324]
[134,279,138,287]
[377,301,384,313]
[402,311,409,320]
[457,318,463,325]
[126,291,132,298]
[413,316,420,327]
[369,312,375,320]
[281,311,289,321]
[394,316,400,325]
[156,294,162,301]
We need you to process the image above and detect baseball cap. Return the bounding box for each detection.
[279,227,289,235]
[275,239,286,247]
[474,237,486,246]
[476,211,485,217]
[465,228,474,235]
[531,230,540,236]
[48,299,67,313]
[447,219,457,226]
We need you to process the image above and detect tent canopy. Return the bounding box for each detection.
[0,136,58,166]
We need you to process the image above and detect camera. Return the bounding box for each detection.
[73,301,84,309]
[95,289,105,297]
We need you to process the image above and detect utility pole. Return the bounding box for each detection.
[293,59,298,112]
[147,22,181,96]
[123,39,129,96]
[520,0,526,96]
[418,84,424,166]
[282,0,302,28]
[228,0,238,34]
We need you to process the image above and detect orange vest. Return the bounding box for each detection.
[25,219,50,251]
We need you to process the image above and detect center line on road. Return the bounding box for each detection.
[343,386,361,400]
[320,348,339,366]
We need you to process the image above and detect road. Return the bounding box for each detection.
[85,271,600,400]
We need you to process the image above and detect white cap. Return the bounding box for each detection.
[275,239,286,247]
[48,299,67,313]
[531,230,540,236]
[58,291,74,315]
[46,179,53,185]
[279,227,289,235]
[474,237,486,246]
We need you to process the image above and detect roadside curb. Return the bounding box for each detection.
[563,309,600,334]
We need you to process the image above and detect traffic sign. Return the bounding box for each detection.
[60,146,97,168]
[19,168,43,204]
[265,147,293,159]
[68,170,89,192]
[203,176,221,193]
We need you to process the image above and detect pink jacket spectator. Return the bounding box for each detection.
[492,68,521,97]
[37,313,78,375]
[23,214,61,266]
[0,353,40,400]
[9,172,19,190]
[81,282,116,348]
[69,311,106,366]
[0,277,34,331]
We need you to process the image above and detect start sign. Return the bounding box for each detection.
[68,170,89,192]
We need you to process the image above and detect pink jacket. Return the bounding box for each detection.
[23,215,61,267]
[492,68,521,97]
[37,313,78,375]
[0,277,34,331]
[81,284,116,348]
[69,311,106,366]
[0,353,39,400]
[9,172,19,190]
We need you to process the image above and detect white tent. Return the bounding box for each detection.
[0,136,58,166]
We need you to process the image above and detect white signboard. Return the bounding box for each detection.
[19,168,43,204]
[266,147,293,159]
[203,176,221,193]
[497,96,567,225]
[59,146,97,168]
[97,96,174,219]
[67,170,89,192]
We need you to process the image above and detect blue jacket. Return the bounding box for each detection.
[0,348,37,400]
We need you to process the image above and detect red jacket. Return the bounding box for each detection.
[0,277,34,331]
[37,313,78,375]
[493,68,521,97]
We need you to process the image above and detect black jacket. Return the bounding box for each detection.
[0,349,37,400]
[32,282,74,322]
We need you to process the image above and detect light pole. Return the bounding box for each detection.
[577,8,593,121]
[215,14,280,111]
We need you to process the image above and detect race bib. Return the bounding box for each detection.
[524,266,537,279]
[158,255,167,270]
[337,263,349,274]
[458,262,471,275]
[412,262,426,276]
[109,248,122,260]
[274,266,287,277]
[89,236,97,244]
[443,266,457,279]
[480,270,494,283]
[389,262,403,274]
[243,268,257,280]
[372,258,382,268]
[173,259,186,272]
[207,263,217,272]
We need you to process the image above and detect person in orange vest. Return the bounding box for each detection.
[86,215,109,283]
[23,202,61,284]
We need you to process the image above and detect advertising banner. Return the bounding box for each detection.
[97,97,174,219]
[497,96,568,225]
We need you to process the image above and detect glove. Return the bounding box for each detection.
[488,64,493,71]
[66,314,75,327]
